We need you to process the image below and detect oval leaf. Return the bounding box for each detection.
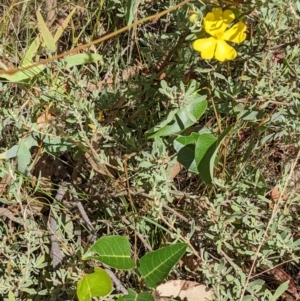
[146,97,207,138]
[138,243,187,288]
[82,235,136,270]
[77,267,112,301]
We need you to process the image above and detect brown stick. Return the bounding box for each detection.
[49,181,68,269]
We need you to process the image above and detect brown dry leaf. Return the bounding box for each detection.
[159,72,166,80]
[181,254,200,272]
[0,208,23,225]
[167,161,182,180]
[272,52,284,64]
[155,280,213,301]
[270,186,280,200]
[0,172,12,196]
[36,111,54,129]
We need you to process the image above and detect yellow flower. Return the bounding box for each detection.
[193,8,246,62]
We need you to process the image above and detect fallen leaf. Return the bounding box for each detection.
[167,161,182,180]
[36,111,54,129]
[270,186,280,200]
[0,208,23,225]
[155,280,213,301]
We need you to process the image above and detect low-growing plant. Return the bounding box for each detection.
[1,0,300,300]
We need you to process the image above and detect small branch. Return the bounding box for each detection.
[268,36,300,51]
[235,97,292,106]
[69,184,97,243]
[121,216,153,251]
[162,204,200,232]
[104,268,128,295]
[159,212,201,260]
[49,181,68,270]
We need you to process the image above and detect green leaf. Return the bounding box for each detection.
[82,235,136,270]
[41,135,74,153]
[174,133,200,173]
[138,243,187,288]
[0,64,45,82]
[77,267,112,301]
[242,296,253,301]
[124,289,154,301]
[0,145,18,159]
[8,291,16,301]
[194,133,217,180]
[247,279,265,293]
[64,53,104,68]
[21,37,41,67]
[54,7,76,42]
[197,127,232,184]
[270,281,289,301]
[36,11,56,52]
[146,97,207,138]
[17,136,38,175]
[125,0,137,25]
[195,133,217,164]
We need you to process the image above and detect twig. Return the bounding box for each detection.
[235,97,292,106]
[121,216,153,251]
[104,268,128,295]
[69,184,97,243]
[49,181,68,270]
[159,212,201,260]
[156,30,190,75]
[162,204,201,232]
[268,36,300,51]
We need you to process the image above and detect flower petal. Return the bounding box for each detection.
[223,22,247,43]
[204,9,235,37]
[222,10,236,24]
[193,37,217,60]
[215,40,237,61]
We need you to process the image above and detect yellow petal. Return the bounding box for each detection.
[193,37,217,60]
[215,40,237,61]
[204,9,235,37]
[204,8,223,23]
[222,10,235,25]
[223,22,247,43]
